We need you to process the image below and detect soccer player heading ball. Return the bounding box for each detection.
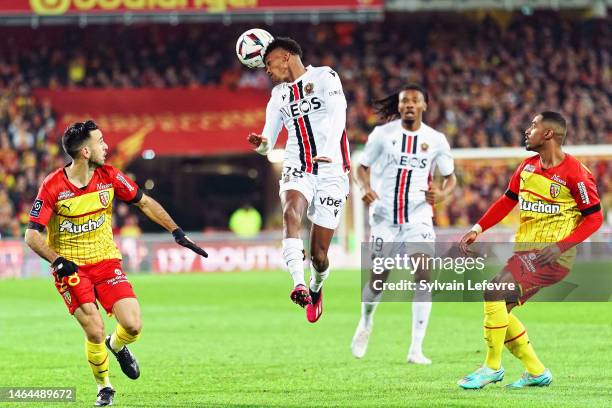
[457,112,603,389]
[24,120,208,406]
[247,37,351,322]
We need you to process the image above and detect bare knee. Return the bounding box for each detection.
[283,206,302,228]
[121,319,142,336]
[76,306,105,343]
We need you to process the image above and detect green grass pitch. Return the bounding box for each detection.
[0,270,610,407]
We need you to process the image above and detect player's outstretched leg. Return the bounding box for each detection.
[504,313,551,388]
[351,283,381,358]
[305,224,335,322]
[107,299,142,379]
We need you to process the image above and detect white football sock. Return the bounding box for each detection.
[360,284,382,329]
[409,288,432,355]
[309,263,329,293]
[282,238,305,287]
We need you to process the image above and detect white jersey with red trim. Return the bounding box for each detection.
[361,120,454,225]
[256,65,351,176]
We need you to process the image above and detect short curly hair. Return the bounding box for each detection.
[263,37,303,61]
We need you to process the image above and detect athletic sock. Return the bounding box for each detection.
[309,263,329,293]
[505,313,545,375]
[409,288,432,356]
[282,238,305,287]
[360,284,382,329]
[110,324,140,352]
[86,339,111,390]
[483,301,509,370]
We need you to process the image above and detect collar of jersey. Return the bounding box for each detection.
[400,121,424,134]
[288,65,312,85]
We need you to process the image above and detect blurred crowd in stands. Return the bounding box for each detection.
[0,12,610,236]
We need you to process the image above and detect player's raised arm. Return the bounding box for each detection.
[133,194,208,258]
[314,69,347,162]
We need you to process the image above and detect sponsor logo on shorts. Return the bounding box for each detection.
[59,215,105,234]
[519,198,560,214]
[62,291,72,305]
[319,196,343,207]
[30,199,43,218]
[421,232,434,240]
[116,173,135,192]
[577,182,590,205]
[99,191,110,207]
[58,190,75,200]
[549,183,561,198]
[106,275,128,286]
[517,252,537,273]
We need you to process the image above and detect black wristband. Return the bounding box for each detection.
[172,228,185,239]
[51,257,65,268]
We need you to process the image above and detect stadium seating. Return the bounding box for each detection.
[0,12,609,235]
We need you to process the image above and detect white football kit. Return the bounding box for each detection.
[361,120,454,253]
[256,65,351,229]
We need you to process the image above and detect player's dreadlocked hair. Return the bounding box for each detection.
[263,37,303,60]
[373,84,429,122]
[62,120,99,158]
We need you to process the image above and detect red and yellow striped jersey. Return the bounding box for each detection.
[506,154,600,266]
[28,165,142,266]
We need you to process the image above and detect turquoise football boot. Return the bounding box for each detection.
[506,369,552,389]
[458,366,505,389]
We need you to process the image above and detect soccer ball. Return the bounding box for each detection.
[236,28,274,69]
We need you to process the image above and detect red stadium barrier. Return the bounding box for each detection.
[34,87,281,160]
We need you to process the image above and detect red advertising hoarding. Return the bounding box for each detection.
[0,0,382,15]
[34,87,281,160]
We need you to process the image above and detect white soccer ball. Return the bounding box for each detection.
[236,28,274,69]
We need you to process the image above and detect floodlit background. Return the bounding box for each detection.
[0,1,610,407]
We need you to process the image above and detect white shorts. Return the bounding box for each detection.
[369,220,436,257]
[279,166,349,230]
